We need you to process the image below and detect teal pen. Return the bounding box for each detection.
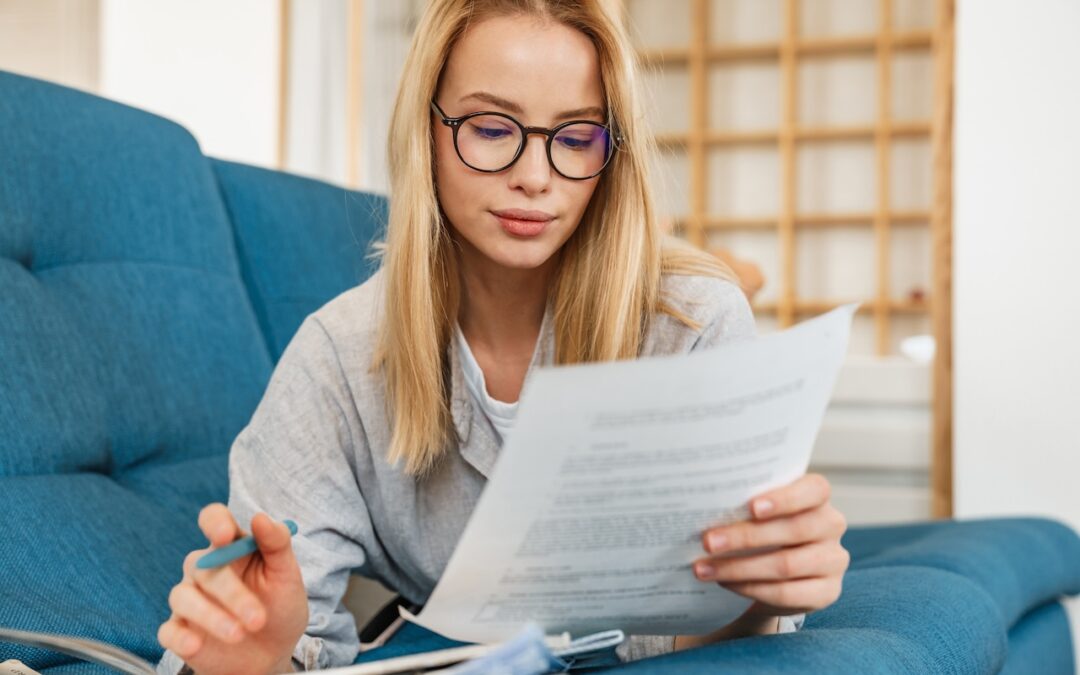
[196,519,299,570]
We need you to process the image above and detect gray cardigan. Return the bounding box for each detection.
[159,269,758,673]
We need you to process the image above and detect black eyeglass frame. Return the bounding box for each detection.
[430,99,622,181]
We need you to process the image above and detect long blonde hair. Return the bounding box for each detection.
[376,0,735,476]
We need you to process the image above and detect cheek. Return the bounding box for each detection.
[567,181,600,218]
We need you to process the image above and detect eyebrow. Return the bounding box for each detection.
[458,91,605,123]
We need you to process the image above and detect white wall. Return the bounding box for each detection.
[0,0,100,93]
[953,0,1080,533]
[99,0,281,167]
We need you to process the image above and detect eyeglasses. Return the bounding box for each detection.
[430,99,620,180]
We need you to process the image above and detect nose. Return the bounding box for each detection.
[506,133,552,195]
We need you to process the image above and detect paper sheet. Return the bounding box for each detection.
[407,304,857,644]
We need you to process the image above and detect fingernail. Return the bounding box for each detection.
[707,533,728,552]
[216,524,233,541]
[754,499,774,518]
[695,563,714,579]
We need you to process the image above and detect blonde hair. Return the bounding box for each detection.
[376,0,736,476]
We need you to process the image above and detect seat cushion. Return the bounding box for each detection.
[1000,601,1075,674]
[212,159,386,362]
[547,567,1006,674]
[0,455,227,670]
[842,517,1080,629]
[0,71,390,672]
[0,71,273,478]
[0,69,271,669]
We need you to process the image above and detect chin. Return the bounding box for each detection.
[487,240,560,271]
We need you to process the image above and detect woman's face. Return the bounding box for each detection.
[433,14,605,274]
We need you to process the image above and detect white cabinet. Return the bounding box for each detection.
[812,356,932,525]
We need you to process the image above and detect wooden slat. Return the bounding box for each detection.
[704,129,779,145]
[636,31,933,66]
[777,0,798,329]
[799,121,930,142]
[799,30,932,56]
[702,216,777,230]
[711,43,782,61]
[753,298,929,315]
[276,0,291,170]
[797,209,929,225]
[930,0,955,519]
[893,31,934,50]
[655,122,929,148]
[875,0,894,356]
[698,210,930,231]
[687,0,708,248]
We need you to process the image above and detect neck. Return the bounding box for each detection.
[456,245,554,354]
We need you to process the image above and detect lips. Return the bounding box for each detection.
[491,209,554,237]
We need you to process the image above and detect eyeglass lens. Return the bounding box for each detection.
[455,114,612,179]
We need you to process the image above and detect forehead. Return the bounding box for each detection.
[439,14,604,120]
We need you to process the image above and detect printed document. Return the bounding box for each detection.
[405,304,857,643]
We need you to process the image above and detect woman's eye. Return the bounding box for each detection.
[557,136,593,150]
[470,125,513,140]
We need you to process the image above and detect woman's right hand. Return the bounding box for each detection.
[157,504,309,675]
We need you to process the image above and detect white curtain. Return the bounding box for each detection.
[283,0,425,195]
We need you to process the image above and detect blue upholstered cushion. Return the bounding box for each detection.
[0,71,386,671]
[0,71,273,477]
[0,458,226,669]
[1000,601,1076,674]
[211,159,385,361]
[842,516,1080,629]
[612,566,1006,674]
[0,71,273,666]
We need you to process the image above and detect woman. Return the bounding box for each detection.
[157,1,849,673]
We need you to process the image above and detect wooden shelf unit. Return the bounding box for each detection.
[627,0,949,356]
[621,0,955,516]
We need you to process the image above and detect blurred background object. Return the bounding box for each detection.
[710,246,765,300]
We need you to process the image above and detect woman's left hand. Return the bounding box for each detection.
[694,473,849,626]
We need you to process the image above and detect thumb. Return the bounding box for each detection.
[250,512,300,578]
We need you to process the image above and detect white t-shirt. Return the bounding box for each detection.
[453,322,520,443]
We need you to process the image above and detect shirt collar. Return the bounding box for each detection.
[450,302,554,478]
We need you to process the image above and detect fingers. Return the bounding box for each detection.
[691,478,849,616]
[250,512,299,577]
[169,507,294,655]
[168,583,247,643]
[198,503,244,548]
[195,567,265,631]
[723,576,844,614]
[181,549,266,632]
[158,616,207,660]
[694,540,850,583]
[749,473,832,521]
[702,504,847,554]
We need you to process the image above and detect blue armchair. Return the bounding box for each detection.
[1,71,1077,674]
